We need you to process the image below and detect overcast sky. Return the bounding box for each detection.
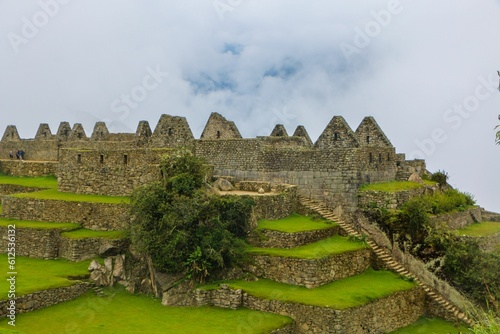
[1,0,499,212]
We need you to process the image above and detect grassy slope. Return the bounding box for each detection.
[0,218,80,231]
[359,180,435,192]
[389,316,470,333]
[257,213,337,233]
[0,255,91,299]
[0,287,292,334]
[202,269,416,309]
[12,189,130,204]
[0,175,57,189]
[247,235,367,259]
[456,222,500,237]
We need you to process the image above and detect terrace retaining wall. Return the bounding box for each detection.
[0,160,58,177]
[0,282,90,318]
[1,197,129,230]
[250,226,340,249]
[248,249,371,288]
[181,285,426,334]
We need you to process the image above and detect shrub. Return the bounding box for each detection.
[131,149,254,282]
[430,170,449,187]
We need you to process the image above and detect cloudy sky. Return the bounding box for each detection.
[1,0,499,212]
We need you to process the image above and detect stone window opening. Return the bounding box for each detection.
[168,128,173,136]
[378,153,382,163]
[216,130,221,139]
[100,154,104,164]
[333,132,339,141]
[369,152,373,163]
[77,133,82,139]
[123,155,128,165]
[77,154,82,163]
[11,131,14,138]
[387,153,390,161]
[366,135,370,144]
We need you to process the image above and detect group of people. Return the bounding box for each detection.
[8,149,25,160]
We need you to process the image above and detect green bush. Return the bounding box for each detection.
[430,170,448,187]
[131,149,254,282]
[443,239,500,308]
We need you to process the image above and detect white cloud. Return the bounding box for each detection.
[1,0,499,211]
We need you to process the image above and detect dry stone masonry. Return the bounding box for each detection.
[0,113,425,213]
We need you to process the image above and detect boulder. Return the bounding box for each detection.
[408,172,423,184]
[214,178,233,191]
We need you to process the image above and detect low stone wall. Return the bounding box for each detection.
[0,282,90,318]
[245,287,425,334]
[0,185,43,195]
[358,186,433,210]
[251,226,340,249]
[0,160,58,177]
[251,186,299,220]
[0,226,128,261]
[191,285,425,334]
[430,207,481,230]
[237,181,272,192]
[458,234,500,253]
[2,197,130,230]
[59,237,129,261]
[0,226,60,259]
[249,249,371,288]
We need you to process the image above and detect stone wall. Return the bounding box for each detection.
[250,226,340,249]
[1,113,421,214]
[0,282,90,318]
[358,186,432,210]
[248,249,371,288]
[59,236,129,261]
[188,285,425,334]
[2,197,130,230]
[0,184,43,195]
[0,226,60,259]
[57,148,164,196]
[251,186,299,220]
[429,207,482,230]
[0,160,58,177]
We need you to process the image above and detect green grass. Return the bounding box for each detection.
[257,213,336,233]
[247,235,367,259]
[0,175,57,189]
[62,229,127,240]
[389,316,470,333]
[0,287,292,334]
[359,180,435,192]
[0,218,80,231]
[12,189,130,204]
[0,255,91,299]
[456,222,500,237]
[202,269,416,309]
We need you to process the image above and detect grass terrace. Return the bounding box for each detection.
[0,287,293,334]
[12,189,130,204]
[0,175,57,189]
[247,235,367,259]
[359,180,435,192]
[257,213,336,233]
[202,269,416,309]
[456,222,500,237]
[0,255,91,298]
[389,316,470,333]
[0,218,80,231]
[62,229,128,240]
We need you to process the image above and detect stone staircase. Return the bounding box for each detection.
[187,209,430,333]
[299,196,474,327]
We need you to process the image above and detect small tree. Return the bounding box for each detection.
[130,148,254,282]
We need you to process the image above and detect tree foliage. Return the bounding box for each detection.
[130,148,254,282]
